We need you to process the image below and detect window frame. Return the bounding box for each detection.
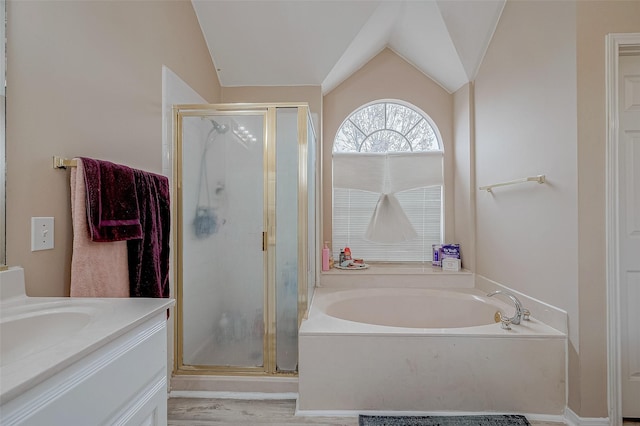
[331,99,445,263]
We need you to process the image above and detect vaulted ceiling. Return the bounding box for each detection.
[192,0,506,94]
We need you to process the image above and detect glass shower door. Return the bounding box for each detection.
[275,108,299,372]
[174,103,313,377]
[179,112,266,369]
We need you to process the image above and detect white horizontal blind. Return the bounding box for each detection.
[332,186,442,262]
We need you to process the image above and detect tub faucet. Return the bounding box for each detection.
[487,290,529,325]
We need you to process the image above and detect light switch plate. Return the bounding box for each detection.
[31,217,54,251]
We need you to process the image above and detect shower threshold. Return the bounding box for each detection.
[170,373,298,395]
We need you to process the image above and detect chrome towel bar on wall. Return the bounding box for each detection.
[479,175,546,193]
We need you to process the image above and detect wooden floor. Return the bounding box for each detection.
[167,398,590,426]
[168,398,357,425]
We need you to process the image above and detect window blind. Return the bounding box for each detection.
[332,186,442,262]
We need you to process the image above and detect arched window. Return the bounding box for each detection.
[332,100,443,262]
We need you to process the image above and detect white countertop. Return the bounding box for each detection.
[0,268,174,404]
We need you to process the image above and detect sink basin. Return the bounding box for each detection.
[0,310,92,366]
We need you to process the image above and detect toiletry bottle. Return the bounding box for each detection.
[322,242,330,271]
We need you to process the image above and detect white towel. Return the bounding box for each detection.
[70,158,130,297]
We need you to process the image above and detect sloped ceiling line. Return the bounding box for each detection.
[192,0,505,94]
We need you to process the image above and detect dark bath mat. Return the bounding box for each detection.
[358,414,531,426]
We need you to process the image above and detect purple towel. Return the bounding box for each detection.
[127,169,170,301]
[80,157,143,242]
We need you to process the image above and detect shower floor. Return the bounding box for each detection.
[186,334,263,367]
[185,333,298,371]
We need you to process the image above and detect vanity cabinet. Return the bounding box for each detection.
[1,311,170,426]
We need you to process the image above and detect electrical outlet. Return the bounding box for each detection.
[31,217,54,251]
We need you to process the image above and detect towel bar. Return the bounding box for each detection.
[479,175,545,193]
[53,156,77,169]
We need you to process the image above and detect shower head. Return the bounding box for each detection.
[208,119,229,134]
[211,119,229,134]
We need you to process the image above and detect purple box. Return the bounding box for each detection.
[441,244,461,260]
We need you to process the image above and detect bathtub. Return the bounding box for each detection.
[323,288,512,329]
[298,287,566,416]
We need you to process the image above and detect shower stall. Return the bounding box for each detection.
[172,103,317,376]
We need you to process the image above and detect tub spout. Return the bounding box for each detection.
[487,290,526,325]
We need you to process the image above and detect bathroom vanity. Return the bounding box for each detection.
[0,267,175,425]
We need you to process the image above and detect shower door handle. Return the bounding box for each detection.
[262,231,267,251]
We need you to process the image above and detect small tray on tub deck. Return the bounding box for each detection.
[334,263,369,270]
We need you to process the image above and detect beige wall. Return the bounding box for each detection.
[576,0,640,418]
[474,0,580,412]
[221,86,322,121]
[473,0,640,417]
[453,83,475,272]
[6,0,220,296]
[322,48,454,247]
[475,0,579,329]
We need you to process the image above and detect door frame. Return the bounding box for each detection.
[606,32,640,424]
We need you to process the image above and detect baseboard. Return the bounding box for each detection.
[564,407,609,426]
[169,390,298,400]
[525,413,568,424]
[294,405,566,422]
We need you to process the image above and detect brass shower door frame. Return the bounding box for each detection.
[172,103,310,376]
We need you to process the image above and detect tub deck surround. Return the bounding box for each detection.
[0,267,175,422]
[475,274,568,335]
[303,288,565,338]
[319,263,568,337]
[298,287,567,415]
[320,263,474,288]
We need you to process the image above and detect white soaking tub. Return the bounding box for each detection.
[298,287,566,416]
